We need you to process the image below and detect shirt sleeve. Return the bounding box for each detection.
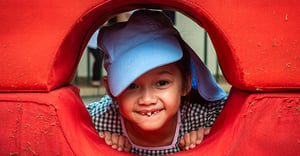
[205,97,227,127]
[86,95,122,134]
[181,96,227,131]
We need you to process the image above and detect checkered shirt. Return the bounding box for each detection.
[87,95,226,155]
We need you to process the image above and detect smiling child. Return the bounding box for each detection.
[87,10,227,155]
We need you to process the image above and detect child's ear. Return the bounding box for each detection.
[182,72,192,96]
[102,76,117,100]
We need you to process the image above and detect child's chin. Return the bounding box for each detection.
[137,123,164,131]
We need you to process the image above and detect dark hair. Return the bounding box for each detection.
[175,36,207,103]
[175,37,192,94]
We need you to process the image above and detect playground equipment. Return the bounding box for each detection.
[0,0,299,155]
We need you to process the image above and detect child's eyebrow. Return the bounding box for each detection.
[156,70,174,76]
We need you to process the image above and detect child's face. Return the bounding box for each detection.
[116,63,186,132]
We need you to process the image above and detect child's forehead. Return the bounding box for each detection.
[136,63,180,79]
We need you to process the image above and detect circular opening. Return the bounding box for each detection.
[71,5,231,155]
[73,9,230,103]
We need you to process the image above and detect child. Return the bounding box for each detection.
[87,10,227,155]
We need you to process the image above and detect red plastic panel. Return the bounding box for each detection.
[0,0,299,92]
[0,85,127,155]
[1,86,299,155]
[0,0,98,92]
[205,89,300,156]
[0,86,79,155]
[204,1,300,91]
[0,102,74,155]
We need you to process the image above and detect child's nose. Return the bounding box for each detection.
[138,87,157,105]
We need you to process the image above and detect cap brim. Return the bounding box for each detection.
[108,36,183,96]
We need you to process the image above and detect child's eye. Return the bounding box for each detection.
[156,80,169,87]
[128,83,138,89]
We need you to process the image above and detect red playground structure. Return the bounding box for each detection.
[0,0,299,155]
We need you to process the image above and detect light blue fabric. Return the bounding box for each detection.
[98,10,227,101]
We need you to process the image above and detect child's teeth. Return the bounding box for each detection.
[141,111,161,116]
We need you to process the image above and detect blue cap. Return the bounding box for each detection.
[98,10,227,101]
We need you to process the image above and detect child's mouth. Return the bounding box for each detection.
[138,109,163,117]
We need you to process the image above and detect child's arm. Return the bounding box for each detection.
[179,127,211,150]
[87,96,130,151]
[178,96,227,150]
[98,131,131,152]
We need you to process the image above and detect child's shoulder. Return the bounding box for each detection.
[205,96,228,108]
[86,95,122,133]
[179,95,227,129]
[86,95,119,115]
[180,95,227,114]
[187,89,227,105]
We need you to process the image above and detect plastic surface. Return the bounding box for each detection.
[0,0,299,155]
